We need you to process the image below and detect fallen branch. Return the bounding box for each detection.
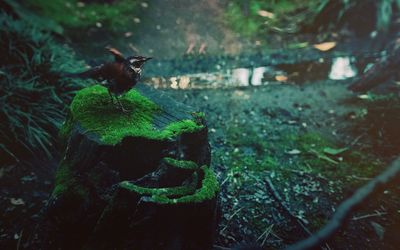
[348,44,400,93]
[286,156,400,250]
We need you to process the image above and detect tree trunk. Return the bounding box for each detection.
[30,84,219,250]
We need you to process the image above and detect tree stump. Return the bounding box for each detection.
[32,84,219,250]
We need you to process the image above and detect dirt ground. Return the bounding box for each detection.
[162,81,400,249]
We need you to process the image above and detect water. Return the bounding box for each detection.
[328,57,358,80]
[143,56,361,89]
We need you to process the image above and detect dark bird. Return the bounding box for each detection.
[65,47,152,112]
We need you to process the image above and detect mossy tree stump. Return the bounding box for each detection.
[34,84,219,250]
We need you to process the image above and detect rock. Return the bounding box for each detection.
[31,84,219,250]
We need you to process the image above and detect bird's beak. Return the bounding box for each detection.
[144,57,152,62]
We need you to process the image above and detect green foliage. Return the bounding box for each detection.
[68,85,204,145]
[0,14,86,164]
[225,0,320,37]
[25,0,141,30]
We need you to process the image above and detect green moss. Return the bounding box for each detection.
[52,160,89,198]
[120,172,199,197]
[161,120,204,138]
[69,85,203,145]
[59,114,74,140]
[155,166,219,204]
[119,166,219,204]
[26,0,141,30]
[163,157,199,170]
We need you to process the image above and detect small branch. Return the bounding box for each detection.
[16,229,23,250]
[257,224,274,246]
[286,156,400,250]
[352,211,387,221]
[220,207,244,234]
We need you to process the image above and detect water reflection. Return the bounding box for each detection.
[329,57,357,80]
[145,56,360,89]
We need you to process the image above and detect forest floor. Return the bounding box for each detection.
[1,0,400,249]
[163,80,400,249]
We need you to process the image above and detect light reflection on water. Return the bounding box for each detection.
[145,57,359,89]
[328,57,357,80]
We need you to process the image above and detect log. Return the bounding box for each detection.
[31,84,219,250]
[348,43,400,92]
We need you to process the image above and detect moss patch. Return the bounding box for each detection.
[67,85,203,145]
[120,172,199,197]
[163,157,199,170]
[119,166,219,204]
[52,160,89,198]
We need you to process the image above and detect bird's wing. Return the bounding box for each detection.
[64,65,104,80]
[106,47,125,62]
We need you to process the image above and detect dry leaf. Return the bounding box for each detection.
[313,42,336,51]
[258,10,275,19]
[10,198,25,206]
[275,75,288,82]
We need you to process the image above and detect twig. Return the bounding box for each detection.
[348,133,365,147]
[220,207,244,234]
[352,211,387,221]
[286,156,400,250]
[16,229,23,250]
[257,224,274,246]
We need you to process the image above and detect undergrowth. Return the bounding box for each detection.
[225,0,321,38]
[25,0,141,30]
[0,14,86,164]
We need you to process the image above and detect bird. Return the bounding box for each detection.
[64,47,152,112]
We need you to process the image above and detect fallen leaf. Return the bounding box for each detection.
[323,147,348,156]
[287,149,301,155]
[10,198,25,206]
[275,75,288,82]
[358,94,371,100]
[313,42,336,51]
[257,10,275,18]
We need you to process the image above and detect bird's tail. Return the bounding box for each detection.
[61,66,102,79]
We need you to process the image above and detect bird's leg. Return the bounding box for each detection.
[115,95,129,113]
[108,89,115,104]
